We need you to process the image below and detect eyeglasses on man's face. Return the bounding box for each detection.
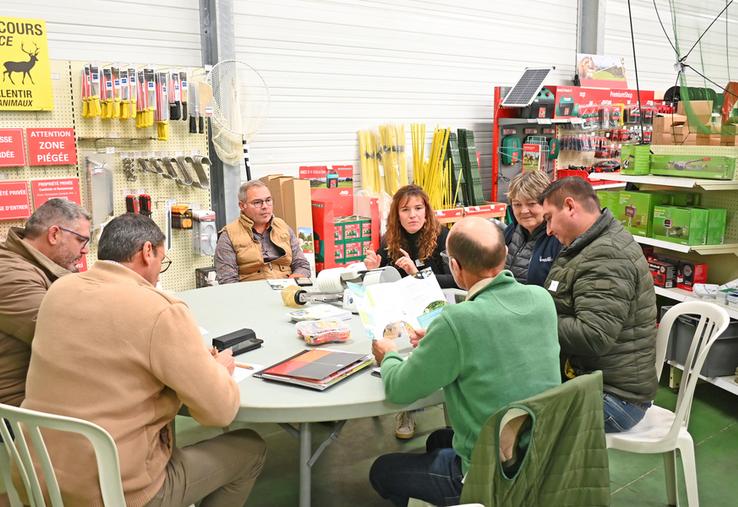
[57,225,90,248]
[247,197,273,208]
[159,254,172,274]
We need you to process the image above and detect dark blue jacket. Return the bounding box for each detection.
[504,218,562,287]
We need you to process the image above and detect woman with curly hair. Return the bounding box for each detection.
[364,184,455,289]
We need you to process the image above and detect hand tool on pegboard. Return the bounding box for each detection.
[139,194,152,217]
[169,72,182,121]
[179,71,188,121]
[125,194,140,214]
[156,72,170,140]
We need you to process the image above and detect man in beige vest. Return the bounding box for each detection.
[215,180,311,283]
[0,198,91,407]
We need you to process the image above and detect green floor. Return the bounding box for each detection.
[176,377,738,507]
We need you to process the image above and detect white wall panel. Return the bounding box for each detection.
[232,0,580,194]
[3,0,202,65]
[603,0,738,95]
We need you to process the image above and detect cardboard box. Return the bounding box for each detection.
[649,259,677,288]
[650,154,735,180]
[666,191,701,207]
[677,100,713,125]
[651,131,696,145]
[653,113,688,133]
[676,261,708,291]
[620,144,651,175]
[652,206,709,245]
[706,208,728,245]
[696,133,722,146]
[596,190,620,213]
[617,191,671,237]
[283,178,315,276]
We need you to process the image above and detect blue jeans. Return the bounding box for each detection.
[369,428,463,507]
[603,392,651,433]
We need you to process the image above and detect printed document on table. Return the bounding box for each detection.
[348,270,447,349]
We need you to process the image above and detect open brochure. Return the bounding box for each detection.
[348,269,447,348]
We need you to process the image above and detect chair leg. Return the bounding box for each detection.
[663,451,678,507]
[678,443,699,507]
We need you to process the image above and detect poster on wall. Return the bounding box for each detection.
[576,54,628,89]
[0,17,53,111]
[31,178,81,208]
[0,180,31,220]
[26,128,77,166]
[0,128,26,167]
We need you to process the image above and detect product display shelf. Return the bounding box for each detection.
[632,235,738,256]
[666,359,738,396]
[588,172,738,191]
[654,287,738,319]
[497,118,585,126]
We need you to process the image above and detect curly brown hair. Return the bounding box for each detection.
[385,185,440,263]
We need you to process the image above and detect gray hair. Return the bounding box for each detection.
[98,213,166,262]
[238,180,268,202]
[24,198,91,239]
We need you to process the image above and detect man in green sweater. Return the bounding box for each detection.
[369,217,561,507]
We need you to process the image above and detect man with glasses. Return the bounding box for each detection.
[0,198,91,407]
[22,213,266,507]
[215,179,311,283]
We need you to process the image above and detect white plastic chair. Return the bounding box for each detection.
[0,403,126,507]
[606,301,731,507]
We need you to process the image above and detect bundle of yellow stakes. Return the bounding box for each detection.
[378,124,408,195]
[412,126,455,210]
[358,130,382,193]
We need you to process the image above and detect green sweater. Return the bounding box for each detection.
[381,270,561,472]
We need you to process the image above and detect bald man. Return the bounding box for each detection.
[369,217,561,507]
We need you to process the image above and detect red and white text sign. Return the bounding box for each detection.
[31,178,82,208]
[0,180,31,220]
[0,128,26,167]
[26,128,77,166]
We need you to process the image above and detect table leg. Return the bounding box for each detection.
[299,422,312,507]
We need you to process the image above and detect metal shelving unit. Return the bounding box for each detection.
[589,172,738,191]
[666,360,738,396]
[632,235,738,256]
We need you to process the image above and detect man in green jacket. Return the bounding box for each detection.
[369,217,561,507]
[539,177,657,432]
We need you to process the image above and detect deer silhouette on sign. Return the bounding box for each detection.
[3,43,40,85]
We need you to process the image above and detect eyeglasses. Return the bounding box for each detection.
[440,251,461,269]
[160,254,172,274]
[57,226,90,248]
[247,197,273,208]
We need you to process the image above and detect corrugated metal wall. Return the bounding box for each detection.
[603,0,738,95]
[231,0,580,194]
[3,0,202,65]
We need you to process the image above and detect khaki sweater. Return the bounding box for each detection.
[22,261,240,507]
[0,227,69,406]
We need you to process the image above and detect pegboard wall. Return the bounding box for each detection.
[0,60,79,239]
[0,60,213,292]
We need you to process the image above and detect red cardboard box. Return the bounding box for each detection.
[677,262,708,291]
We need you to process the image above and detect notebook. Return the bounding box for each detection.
[254,349,373,391]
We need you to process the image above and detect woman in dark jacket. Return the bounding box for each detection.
[363,184,454,440]
[504,171,561,286]
[364,184,455,289]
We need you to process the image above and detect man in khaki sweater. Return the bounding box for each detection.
[0,198,91,407]
[22,213,266,507]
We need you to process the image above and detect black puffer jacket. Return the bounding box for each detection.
[544,210,658,402]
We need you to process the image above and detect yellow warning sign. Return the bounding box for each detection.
[0,17,52,111]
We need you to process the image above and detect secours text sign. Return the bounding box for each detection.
[26,128,77,166]
[0,17,53,110]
